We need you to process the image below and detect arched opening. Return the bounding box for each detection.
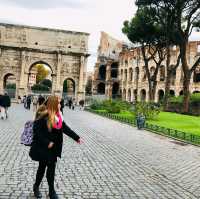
[3,73,16,98]
[120,69,123,80]
[124,69,127,81]
[134,89,137,102]
[123,89,126,100]
[135,67,139,81]
[150,66,155,79]
[129,68,133,81]
[170,90,175,97]
[179,90,183,95]
[63,78,76,99]
[170,66,176,85]
[97,82,105,94]
[142,66,146,82]
[193,90,200,94]
[193,66,200,83]
[160,65,165,81]
[112,82,119,98]
[140,89,146,101]
[158,90,164,102]
[128,89,132,102]
[99,65,106,80]
[28,61,52,94]
[111,62,118,78]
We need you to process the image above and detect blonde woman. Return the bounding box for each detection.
[29,96,83,199]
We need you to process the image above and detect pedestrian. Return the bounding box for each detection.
[38,95,45,106]
[32,96,38,112]
[68,98,72,109]
[0,92,11,119]
[26,95,32,110]
[79,100,84,110]
[29,96,83,199]
[60,98,64,114]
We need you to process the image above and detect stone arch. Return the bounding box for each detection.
[28,61,53,93]
[128,89,132,102]
[140,89,146,101]
[135,67,139,81]
[160,65,165,81]
[170,90,175,97]
[158,89,164,102]
[120,69,123,80]
[142,66,146,82]
[124,69,127,81]
[193,65,200,83]
[62,77,76,99]
[3,73,16,98]
[133,89,137,102]
[111,62,118,78]
[129,68,133,81]
[97,82,105,94]
[170,66,176,85]
[112,82,119,98]
[193,90,200,94]
[99,65,106,80]
[123,89,126,100]
[179,90,183,95]
[150,66,155,78]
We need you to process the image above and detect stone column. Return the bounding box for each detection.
[54,53,62,96]
[18,51,28,97]
[0,76,3,95]
[77,55,87,102]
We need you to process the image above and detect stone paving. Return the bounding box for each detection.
[0,104,200,199]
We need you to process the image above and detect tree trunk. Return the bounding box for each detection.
[164,46,171,110]
[182,73,191,113]
[180,40,190,113]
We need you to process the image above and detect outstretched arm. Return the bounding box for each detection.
[62,121,80,142]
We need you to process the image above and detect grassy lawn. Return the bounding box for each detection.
[148,112,200,135]
[92,109,200,136]
[112,111,135,120]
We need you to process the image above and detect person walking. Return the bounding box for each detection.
[1,92,11,119]
[29,96,83,199]
[38,95,45,106]
[60,98,64,114]
[26,95,32,110]
[32,96,38,112]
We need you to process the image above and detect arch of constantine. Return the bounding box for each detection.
[0,23,89,101]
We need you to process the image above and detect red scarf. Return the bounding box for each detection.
[53,112,63,129]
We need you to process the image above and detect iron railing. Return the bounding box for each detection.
[86,108,200,146]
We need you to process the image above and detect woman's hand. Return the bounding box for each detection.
[77,138,84,144]
[48,142,54,149]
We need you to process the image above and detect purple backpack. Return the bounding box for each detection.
[21,120,34,146]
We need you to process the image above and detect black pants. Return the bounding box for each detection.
[35,161,56,192]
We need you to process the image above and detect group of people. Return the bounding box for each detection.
[0,92,11,120]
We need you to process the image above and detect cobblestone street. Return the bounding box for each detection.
[0,104,200,199]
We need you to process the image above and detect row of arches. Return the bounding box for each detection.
[121,89,200,102]
[120,65,200,83]
[2,61,77,98]
[98,62,119,80]
[97,82,120,98]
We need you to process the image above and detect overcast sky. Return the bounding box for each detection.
[0,0,136,72]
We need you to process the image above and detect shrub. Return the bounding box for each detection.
[190,93,200,103]
[31,84,50,91]
[135,102,161,120]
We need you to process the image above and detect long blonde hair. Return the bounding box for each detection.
[46,96,59,130]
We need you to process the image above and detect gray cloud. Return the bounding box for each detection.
[0,0,85,9]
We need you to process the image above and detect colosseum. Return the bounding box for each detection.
[93,32,200,103]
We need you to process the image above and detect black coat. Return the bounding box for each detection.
[0,95,11,108]
[29,118,80,162]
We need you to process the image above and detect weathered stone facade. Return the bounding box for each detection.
[0,23,89,101]
[119,41,200,102]
[93,32,122,98]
